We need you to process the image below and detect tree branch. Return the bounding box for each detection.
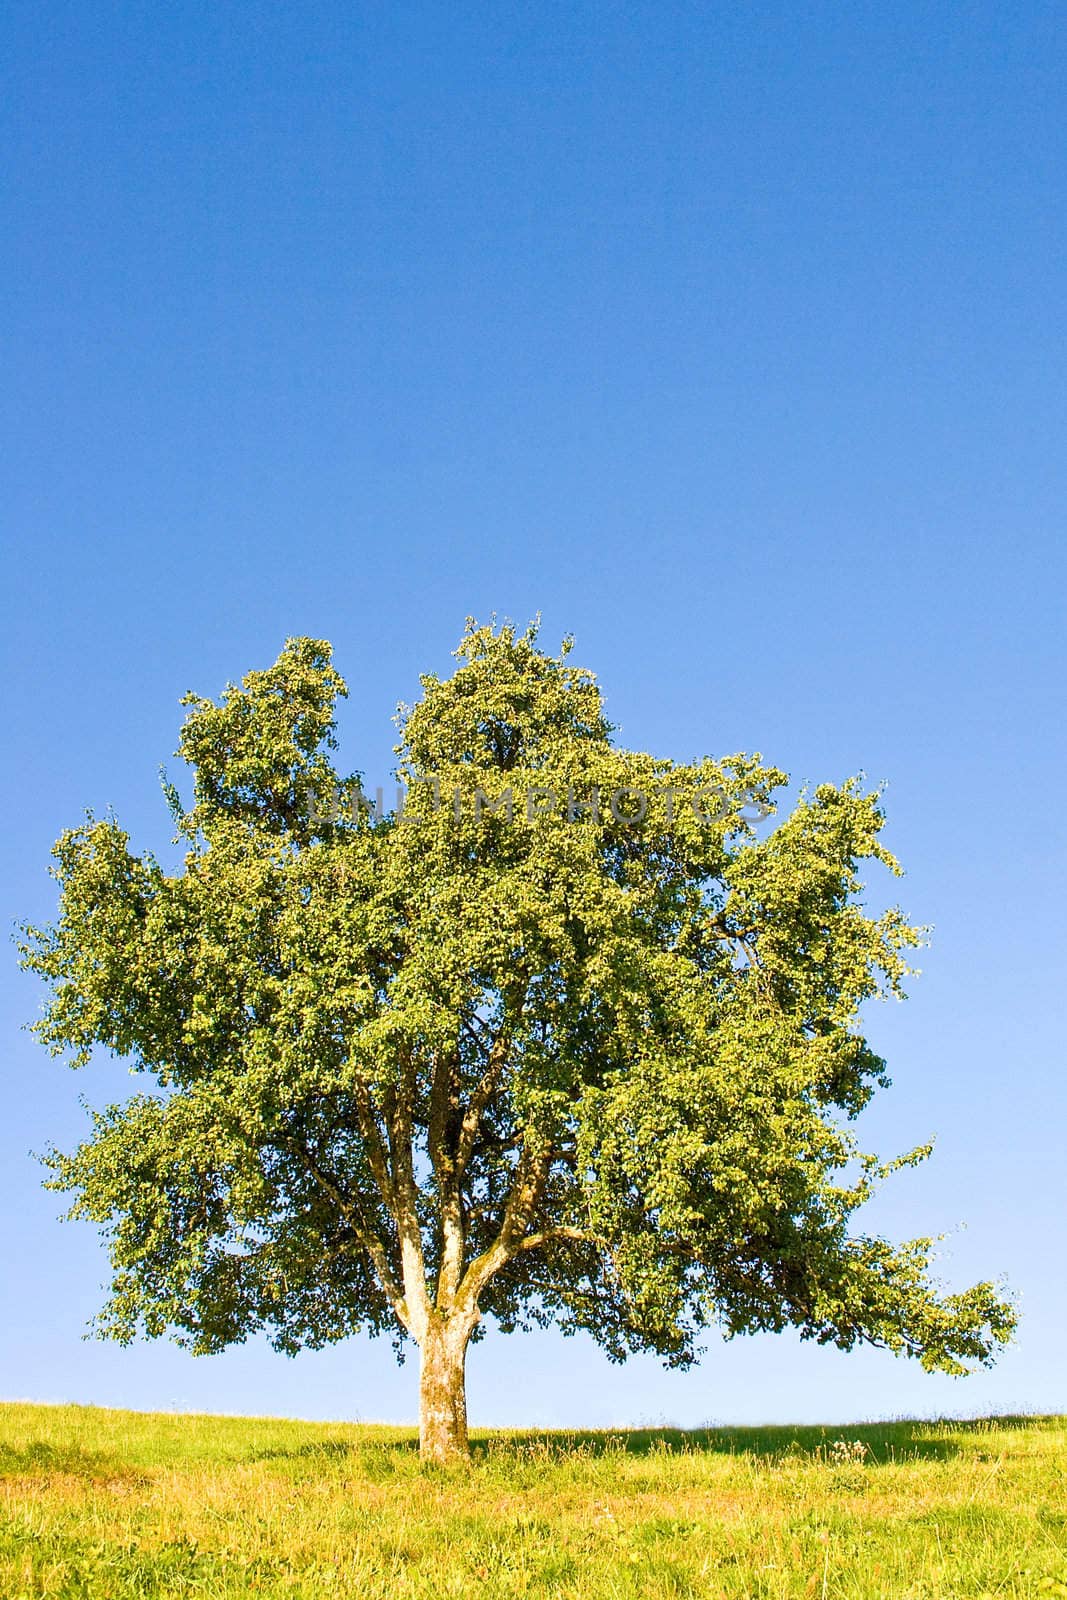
[279,1136,409,1332]
[515,1225,595,1254]
[454,1033,510,1183]
[350,1076,395,1211]
[454,1134,555,1313]
[428,1046,466,1309]
[384,1051,430,1337]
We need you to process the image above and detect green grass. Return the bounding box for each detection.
[1,1403,1065,1598]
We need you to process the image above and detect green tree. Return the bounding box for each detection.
[21,623,1014,1462]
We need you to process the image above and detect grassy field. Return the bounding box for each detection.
[1,1403,1064,1598]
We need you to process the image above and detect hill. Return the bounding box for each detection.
[1,1402,1064,1596]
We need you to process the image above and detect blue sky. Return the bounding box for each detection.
[2,0,1064,1427]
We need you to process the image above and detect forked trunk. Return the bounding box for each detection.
[418,1319,471,1464]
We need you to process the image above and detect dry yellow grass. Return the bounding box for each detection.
[2,1403,1065,1596]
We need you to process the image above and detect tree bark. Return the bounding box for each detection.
[418,1318,472,1463]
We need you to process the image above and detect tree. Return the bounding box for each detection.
[21,622,1014,1463]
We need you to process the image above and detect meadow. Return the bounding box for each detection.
[1,1403,1064,1598]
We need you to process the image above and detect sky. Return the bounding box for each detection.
[2,0,1065,1429]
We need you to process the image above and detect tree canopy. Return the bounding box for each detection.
[21,622,1014,1460]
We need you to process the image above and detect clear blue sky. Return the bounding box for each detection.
[2,0,1064,1428]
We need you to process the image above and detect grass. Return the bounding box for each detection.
[1,1403,1065,1597]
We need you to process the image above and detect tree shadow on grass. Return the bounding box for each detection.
[470,1414,1057,1466]
[246,1414,1057,1470]
[250,1437,420,1467]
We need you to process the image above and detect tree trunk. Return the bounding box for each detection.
[418,1318,471,1464]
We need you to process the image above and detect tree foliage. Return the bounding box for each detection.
[21,623,1014,1440]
